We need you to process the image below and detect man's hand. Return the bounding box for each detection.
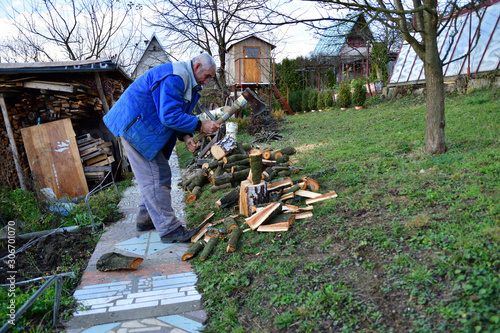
[183,135,199,153]
[200,121,220,134]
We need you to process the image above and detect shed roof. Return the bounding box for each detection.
[0,59,132,82]
[226,35,276,52]
[389,0,500,85]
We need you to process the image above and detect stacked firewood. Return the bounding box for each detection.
[181,136,338,261]
[77,134,115,182]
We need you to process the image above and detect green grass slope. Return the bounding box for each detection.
[179,89,499,333]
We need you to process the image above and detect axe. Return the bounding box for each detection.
[193,88,267,142]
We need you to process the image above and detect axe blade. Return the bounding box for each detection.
[241,88,267,116]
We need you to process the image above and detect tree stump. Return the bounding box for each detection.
[239,179,269,217]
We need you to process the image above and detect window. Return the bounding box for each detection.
[244,47,259,58]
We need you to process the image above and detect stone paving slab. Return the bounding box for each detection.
[64,150,205,333]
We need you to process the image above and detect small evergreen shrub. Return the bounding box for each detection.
[301,89,310,112]
[352,79,367,107]
[317,90,326,110]
[337,82,352,109]
[325,90,335,108]
[308,89,318,111]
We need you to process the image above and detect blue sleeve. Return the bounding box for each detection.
[153,75,199,133]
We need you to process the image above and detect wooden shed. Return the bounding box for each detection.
[226,35,276,86]
[0,59,132,196]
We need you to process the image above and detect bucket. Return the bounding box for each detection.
[225,122,238,141]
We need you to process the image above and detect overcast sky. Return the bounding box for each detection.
[0,0,320,64]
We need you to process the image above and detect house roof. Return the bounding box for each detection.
[389,0,500,85]
[0,59,132,81]
[226,35,277,52]
[312,13,369,57]
[134,33,171,68]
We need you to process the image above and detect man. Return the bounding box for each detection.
[104,53,220,243]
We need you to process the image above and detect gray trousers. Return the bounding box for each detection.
[121,138,182,237]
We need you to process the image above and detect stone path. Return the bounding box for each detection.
[64,150,206,333]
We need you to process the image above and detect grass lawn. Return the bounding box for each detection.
[178,88,499,332]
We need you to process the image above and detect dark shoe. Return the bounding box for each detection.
[136,213,155,231]
[160,226,199,243]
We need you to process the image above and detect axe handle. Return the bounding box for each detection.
[193,96,247,143]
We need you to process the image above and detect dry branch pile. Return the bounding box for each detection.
[180,136,338,261]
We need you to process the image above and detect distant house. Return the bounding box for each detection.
[131,34,171,79]
[389,0,500,86]
[226,35,276,87]
[312,13,373,83]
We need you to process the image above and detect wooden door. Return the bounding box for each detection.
[243,47,261,83]
[21,118,89,198]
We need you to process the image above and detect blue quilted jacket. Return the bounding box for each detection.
[104,61,201,160]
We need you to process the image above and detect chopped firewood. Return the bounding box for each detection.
[199,237,219,261]
[215,188,240,209]
[226,226,242,253]
[223,154,248,164]
[282,184,301,194]
[295,190,323,198]
[294,211,313,220]
[280,192,295,201]
[213,169,249,186]
[249,148,262,155]
[96,252,143,271]
[302,177,320,192]
[210,183,232,192]
[268,177,293,192]
[191,225,209,243]
[278,146,297,156]
[239,180,268,217]
[185,186,202,203]
[257,214,295,232]
[305,191,338,205]
[245,202,282,230]
[182,239,206,261]
[211,137,237,160]
[223,216,238,232]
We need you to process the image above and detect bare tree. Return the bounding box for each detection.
[0,0,143,66]
[245,0,487,154]
[145,0,282,92]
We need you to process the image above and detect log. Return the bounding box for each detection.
[257,214,295,232]
[262,150,272,160]
[210,183,232,192]
[226,226,243,253]
[239,180,268,217]
[280,192,295,201]
[185,186,202,203]
[245,202,282,230]
[278,146,297,156]
[182,240,206,261]
[215,188,240,209]
[249,151,263,185]
[199,237,219,261]
[231,165,248,173]
[212,168,250,186]
[187,170,208,192]
[211,137,237,160]
[275,154,290,164]
[223,216,238,232]
[269,151,283,160]
[282,184,301,194]
[96,252,143,271]
[224,158,250,168]
[223,154,248,164]
[305,191,338,205]
[236,142,247,155]
[249,148,262,155]
[241,143,253,151]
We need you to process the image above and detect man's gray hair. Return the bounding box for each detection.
[192,53,216,71]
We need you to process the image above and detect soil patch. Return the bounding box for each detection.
[0,227,96,284]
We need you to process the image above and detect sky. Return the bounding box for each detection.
[0,0,320,64]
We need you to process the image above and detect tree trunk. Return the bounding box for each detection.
[423,10,447,154]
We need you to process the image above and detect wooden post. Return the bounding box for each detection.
[0,95,26,190]
[94,72,110,114]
